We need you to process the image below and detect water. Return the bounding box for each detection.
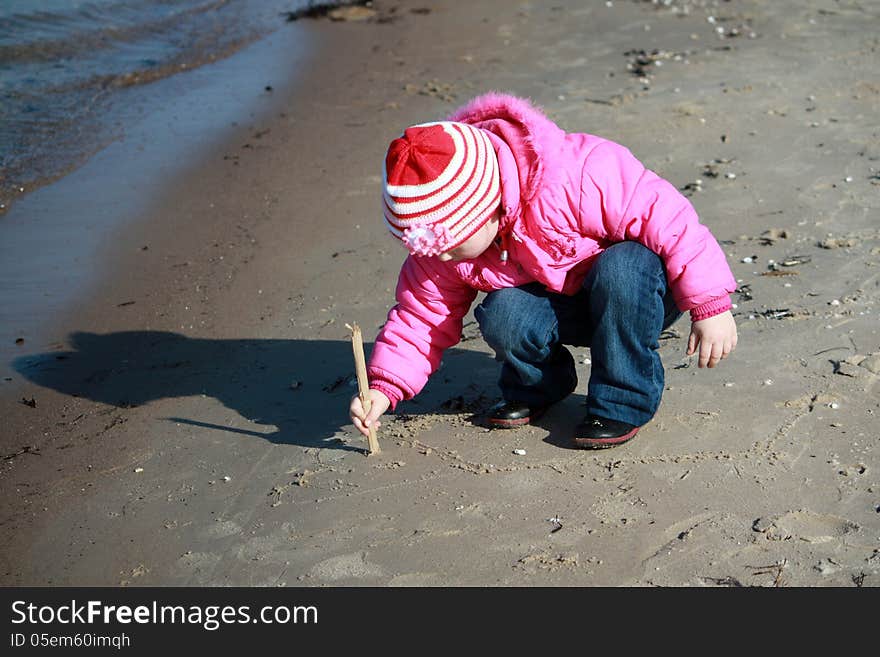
[0,0,307,213]
[0,0,325,381]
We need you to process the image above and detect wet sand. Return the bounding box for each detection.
[1,0,878,586]
[0,21,315,381]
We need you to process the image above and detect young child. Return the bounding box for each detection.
[350,93,737,449]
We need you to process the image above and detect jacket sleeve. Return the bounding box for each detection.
[579,141,737,320]
[367,255,478,409]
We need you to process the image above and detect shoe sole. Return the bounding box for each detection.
[571,426,640,449]
[487,407,547,429]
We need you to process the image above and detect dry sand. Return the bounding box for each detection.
[1,0,878,587]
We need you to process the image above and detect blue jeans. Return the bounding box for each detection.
[474,242,682,426]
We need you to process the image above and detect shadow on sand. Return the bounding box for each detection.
[12,331,506,452]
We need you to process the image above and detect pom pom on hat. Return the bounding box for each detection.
[382,122,501,256]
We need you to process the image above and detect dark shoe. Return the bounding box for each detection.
[572,414,640,449]
[486,400,548,428]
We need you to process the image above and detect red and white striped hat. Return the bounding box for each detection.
[382,121,501,257]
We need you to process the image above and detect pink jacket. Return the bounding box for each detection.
[368,93,736,408]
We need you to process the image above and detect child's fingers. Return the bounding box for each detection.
[352,414,380,436]
[349,396,371,436]
[350,392,387,437]
[364,404,383,427]
[698,341,710,368]
[687,332,697,355]
[349,396,364,420]
[712,341,725,367]
[722,338,733,359]
[699,339,720,368]
[352,415,368,437]
[703,340,724,368]
[362,391,390,427]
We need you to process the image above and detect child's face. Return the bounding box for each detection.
[437,209,501,262]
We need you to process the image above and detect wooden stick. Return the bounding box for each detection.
[347,323,380,455]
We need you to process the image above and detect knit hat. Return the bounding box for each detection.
[382,121,501,257]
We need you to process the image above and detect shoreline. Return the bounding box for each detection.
[0,0,303,216]
[0,19,316,382]
[2,0,879,586]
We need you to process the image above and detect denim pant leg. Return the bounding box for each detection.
[474,283,578,406]
[582,242,682,426]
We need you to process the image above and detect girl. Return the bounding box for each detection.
[350,93,737,449]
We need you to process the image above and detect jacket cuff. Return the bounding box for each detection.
[369,380,404,411]
[690,295,732,322]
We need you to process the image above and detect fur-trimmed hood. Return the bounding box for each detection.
[447,92,565,204]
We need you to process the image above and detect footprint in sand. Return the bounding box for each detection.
[754,509,860,543]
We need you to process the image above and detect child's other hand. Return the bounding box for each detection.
[687,310,738,368]
[349,389,391,438]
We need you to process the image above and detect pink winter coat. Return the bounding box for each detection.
[368,93,736,408]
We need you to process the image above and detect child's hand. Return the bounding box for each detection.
[687,310,738,368]
[349,389,391,438]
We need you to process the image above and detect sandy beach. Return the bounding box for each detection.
[1,0,878,587]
